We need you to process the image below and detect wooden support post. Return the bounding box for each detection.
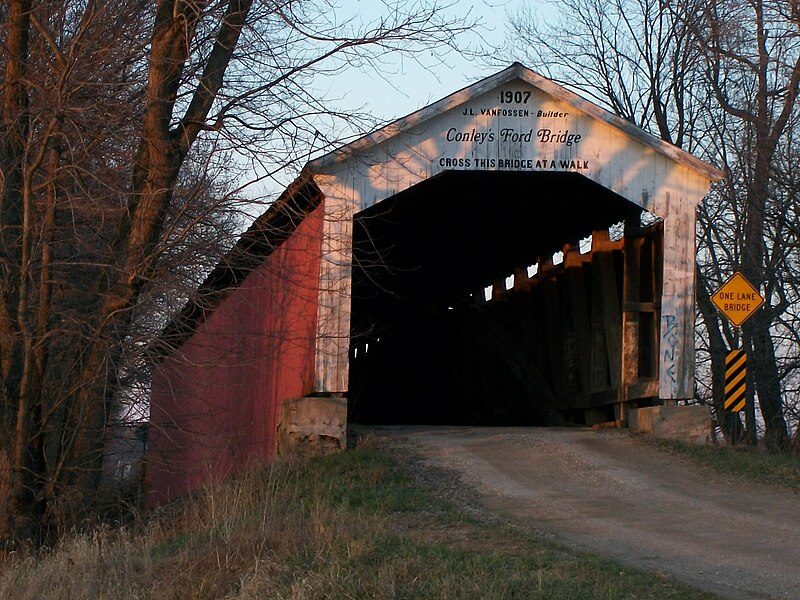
[593,250,623,390]
[655,194,697,401]
[566,255,592,394]
[541,275,565,401]
[590,254,610,391]
[620,231,643,423]
[315,189,355,394]
[650,222,664,378]
[622,237,642,374]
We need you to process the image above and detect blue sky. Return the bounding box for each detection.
[321,0,544,124]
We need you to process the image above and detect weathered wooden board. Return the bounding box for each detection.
[653,190,697,399]
[313,174,355,393]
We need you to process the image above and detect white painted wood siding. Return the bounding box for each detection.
[309,66,720,400]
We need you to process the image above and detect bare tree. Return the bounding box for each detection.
[504,0,800,448]
[0,0,470,544]
[686,0,800,449]
[505,0,706,150]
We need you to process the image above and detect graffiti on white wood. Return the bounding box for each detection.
[662,314,680,394]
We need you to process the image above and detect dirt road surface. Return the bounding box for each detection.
[373,426,800,600]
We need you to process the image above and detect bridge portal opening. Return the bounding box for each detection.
[347,170,662,427]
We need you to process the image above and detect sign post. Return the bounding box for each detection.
[724,349,746,412]
[710,272,764,441]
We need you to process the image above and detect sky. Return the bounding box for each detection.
[311,0,551,139]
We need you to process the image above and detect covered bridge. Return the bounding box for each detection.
[147,63,723,505]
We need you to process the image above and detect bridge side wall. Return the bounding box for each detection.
[147,202,325,506]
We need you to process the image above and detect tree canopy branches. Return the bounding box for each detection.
[0,0,472,544]
[505,0,800,449]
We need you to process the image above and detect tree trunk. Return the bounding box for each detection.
[59,0,253,515]
[741,137,789,448]
[0,0,36,545]
[748,310,789,450]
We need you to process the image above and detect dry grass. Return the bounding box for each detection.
[651,438,800,490]
[0,446,718,599]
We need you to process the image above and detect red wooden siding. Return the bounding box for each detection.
[146,201,325,506]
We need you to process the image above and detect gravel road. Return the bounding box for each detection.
[371,426,800,600]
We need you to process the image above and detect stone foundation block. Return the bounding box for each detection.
[278,396,347,457]
[628,405,711,444]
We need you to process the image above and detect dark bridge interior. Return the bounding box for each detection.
[347,170,655,426]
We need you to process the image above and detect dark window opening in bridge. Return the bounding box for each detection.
[347,170,660,427]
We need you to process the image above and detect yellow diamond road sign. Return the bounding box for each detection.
[711,272,764,327]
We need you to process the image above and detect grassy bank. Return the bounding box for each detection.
[652,438,800,491]
[0,444,716,599]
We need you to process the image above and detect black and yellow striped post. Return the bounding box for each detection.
[724,349,747,412]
